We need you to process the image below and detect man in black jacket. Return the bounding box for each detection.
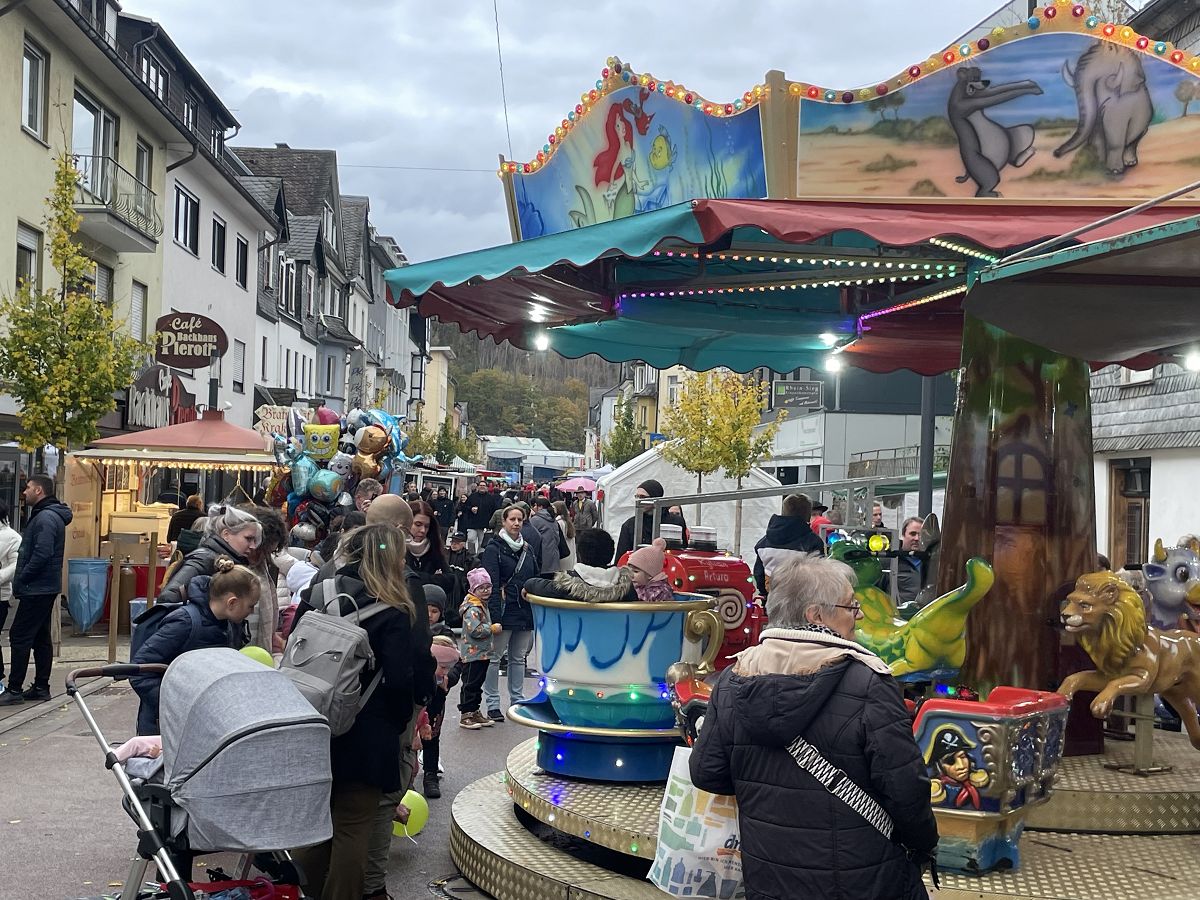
[752,493,825,597]
[1,475,72,705]
[458,481,497,554]
[690,552,937,900]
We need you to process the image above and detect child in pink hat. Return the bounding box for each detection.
[626,538,675,602]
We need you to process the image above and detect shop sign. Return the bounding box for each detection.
[154,313,229,369]
[254,404,293,438]
[772,380,823,410]
[128,365,198,429]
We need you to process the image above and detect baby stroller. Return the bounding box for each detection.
[69,648,333,900]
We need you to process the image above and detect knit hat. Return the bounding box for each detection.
[627,537,667,578]
[424,583,447,613]
[637,479,665,498]
[467,567,492,594]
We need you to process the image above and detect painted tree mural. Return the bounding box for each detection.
[937,316,1097,694]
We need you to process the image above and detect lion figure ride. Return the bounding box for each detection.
[1057,571,1200,750]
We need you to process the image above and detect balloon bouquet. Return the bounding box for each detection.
[265,406,424,546]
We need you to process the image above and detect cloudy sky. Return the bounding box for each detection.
[133,0,1039,262]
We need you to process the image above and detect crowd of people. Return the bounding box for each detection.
[0,468,942,899]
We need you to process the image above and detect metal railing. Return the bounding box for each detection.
[848,445,949,479]
[74,154,163,239]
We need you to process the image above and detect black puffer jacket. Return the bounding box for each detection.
[752,514,826,595]
[156,534,248,606]
[690,630,937,900]
[480,536,539,630]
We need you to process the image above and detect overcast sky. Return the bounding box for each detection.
[134,0,1019,262]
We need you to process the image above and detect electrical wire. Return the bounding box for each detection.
[494,0,514,160]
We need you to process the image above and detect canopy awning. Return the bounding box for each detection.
[384,199,1200,374]
[966,213,1200,362]
[71,447,277,472]
[91,409,270,454]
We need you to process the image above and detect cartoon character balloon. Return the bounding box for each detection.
[313,405,341,426]
[328,451,353,479]
[302,422,341,463]
[308,469,344,503]
[352,425,390,480]
[273,435,318,496]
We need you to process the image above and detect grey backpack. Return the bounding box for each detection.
[279,577,386,736]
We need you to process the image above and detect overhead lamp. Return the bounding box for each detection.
[818,332,837,346]
[533,331,550,352]
[1184,350,1200,372]
[824,355,844,373]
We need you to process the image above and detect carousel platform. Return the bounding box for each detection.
[449,738,1200,900]
[1025,730,1200,834]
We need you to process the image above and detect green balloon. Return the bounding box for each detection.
[392,788,429,839]
[239,645,274,667]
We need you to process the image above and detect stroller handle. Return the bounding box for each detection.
[66,663,167,694]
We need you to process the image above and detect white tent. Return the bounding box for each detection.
[597,446,781,562]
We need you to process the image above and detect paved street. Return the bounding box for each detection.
[0,665,536,900]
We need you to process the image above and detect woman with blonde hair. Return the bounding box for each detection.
[156,504,262,607]
[291,524,425,900]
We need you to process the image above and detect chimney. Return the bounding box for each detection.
[275,142,290,149]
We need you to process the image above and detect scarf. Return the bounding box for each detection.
[940,774,982,809]
[499,530,525,552]
[407,537,429,558]
[796,623,843,640]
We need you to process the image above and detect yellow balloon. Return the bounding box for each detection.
[393,788,430,839]
[239,645,274,667]
[868,533,890,553]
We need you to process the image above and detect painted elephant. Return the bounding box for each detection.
[1054,42,1153,176]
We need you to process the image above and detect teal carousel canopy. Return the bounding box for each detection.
[384,199,1196,374]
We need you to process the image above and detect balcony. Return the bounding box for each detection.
[74,155,162,253]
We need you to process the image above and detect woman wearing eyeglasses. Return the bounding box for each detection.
[690,552,938,900]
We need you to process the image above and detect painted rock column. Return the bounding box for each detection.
[938,315,1096,692]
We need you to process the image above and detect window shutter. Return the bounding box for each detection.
[17,223,39,250]
[130,281,146,339]
[95,264,113,304]
[233,340,245,383]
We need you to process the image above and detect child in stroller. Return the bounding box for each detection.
[70,647,332,900]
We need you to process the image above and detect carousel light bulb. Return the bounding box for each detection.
[825,355,844,373]
[533,332,550,352]
[1184,350,1200,372]
[819,332,837,346]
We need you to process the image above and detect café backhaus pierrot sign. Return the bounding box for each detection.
[154,313,228,369]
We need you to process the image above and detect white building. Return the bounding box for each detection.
[369,230,422,417]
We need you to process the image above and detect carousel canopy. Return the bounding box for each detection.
[384,198,1198,375]
[967,212,1200,362]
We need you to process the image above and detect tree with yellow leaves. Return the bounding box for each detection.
[660,372,725,494]
[0,154,150,454]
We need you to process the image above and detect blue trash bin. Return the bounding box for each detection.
[67,558,110,634]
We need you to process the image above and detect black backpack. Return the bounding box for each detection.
[129,601,203,660]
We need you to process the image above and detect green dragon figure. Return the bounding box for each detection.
[829,542,995,679]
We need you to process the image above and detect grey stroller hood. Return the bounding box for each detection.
[159,648,333,852]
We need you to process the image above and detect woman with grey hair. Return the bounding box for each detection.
[690,552,938,900]
[155,504,262,608]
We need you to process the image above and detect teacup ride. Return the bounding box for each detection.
[507,591,724,782]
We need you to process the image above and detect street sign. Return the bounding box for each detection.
[254,404,293,437]
[772,380,823,410]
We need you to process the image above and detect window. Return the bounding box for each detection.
[667,374,680,406]
[281,259,297,315]
[262,239,277,290]
[322,278,334,317]
[1121,366,1154,386]
[134,139,152,188]
[285,349,292,388]
[234,235,249,288]
[72,89,118,194]
[16,223,41,290]
[322,203,337,251]
[130,280,147,340]
[182,94,197,132]
[21,41,47,139]
[305,270,316,316]
[210,126,223,156]
[211,216,227,273]
[93,262,113,304]
[261,336,268,381]
[232,340,245,393]
[325,357,335,394]
[174,184,199,254]
[139,49,168,101]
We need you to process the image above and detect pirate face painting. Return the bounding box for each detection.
[925,724,991,810]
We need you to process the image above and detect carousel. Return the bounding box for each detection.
[385,5,1200,898]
